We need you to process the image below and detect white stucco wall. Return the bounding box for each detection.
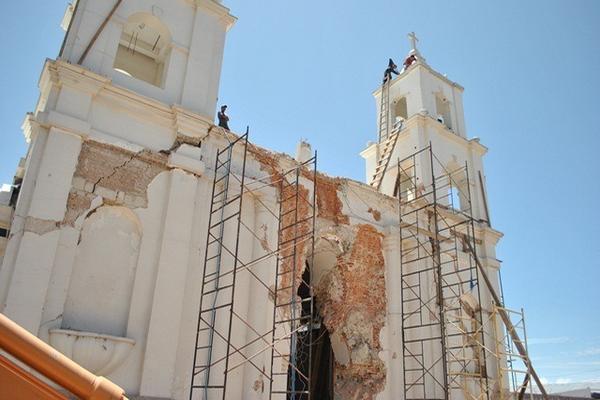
[60,0,235,120]
[0,4,508,398]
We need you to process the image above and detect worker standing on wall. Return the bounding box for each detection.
[218,105,230,130]
[383,58,399,83]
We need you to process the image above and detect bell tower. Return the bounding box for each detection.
[361,33,491,225]
[59,0,235,120]
[360,34,526,400]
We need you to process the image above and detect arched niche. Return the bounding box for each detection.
[445,160,469,212]
[435,93,453,130]
[113,12,172,87]
[62,206,142,337]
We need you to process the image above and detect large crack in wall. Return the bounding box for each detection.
[65,140,169,226]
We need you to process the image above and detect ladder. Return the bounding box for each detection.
[378,79,391,143]
[369,131,399,190]
[269,157,317,400]
[371,78,400,191]
[189,133,249,400]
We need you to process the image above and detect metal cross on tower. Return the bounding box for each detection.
[408,31,419,53]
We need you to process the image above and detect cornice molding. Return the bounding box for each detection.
[372,59,463,97]
[195,0,237,30]
[416,62,464,91]
[172,105,212,139]
[468,138,488,155]
[39,59,227,142]
[359,142,378,159]
[53,60,109,95]
[99,86,175,129]
[21,113,39,144]
[475,224,504,242]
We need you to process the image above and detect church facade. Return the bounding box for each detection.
[0,1,528,400]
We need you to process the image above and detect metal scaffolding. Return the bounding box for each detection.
[397,145,489,400]
[189,131,317,400]
[491,305,534,400]
[188,132,544,400]
[397,145,546,400]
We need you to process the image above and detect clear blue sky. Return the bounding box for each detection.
[1,0,599,389]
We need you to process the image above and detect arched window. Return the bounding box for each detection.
[435,94,452,130]
[445,161,468,212]
[393,97,408,131]
[113,13,171,87]
[394,170,415,201]
[449,186,461,210]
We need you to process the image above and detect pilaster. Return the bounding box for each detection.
[140,169,199,397]
[379,229,403,400]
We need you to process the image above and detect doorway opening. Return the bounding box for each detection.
[288,264,334,399]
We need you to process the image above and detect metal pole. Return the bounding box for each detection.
[268,176,286,400]
[461,239,548,399]
[204,144,233,399]
[429,144,450,400]
[78,0,123,65]
[308,152,318,400]
[398,159,410,400]
[478,171,491,227]
[289,166,301,399]
[190,144,222,400]
[221,133,249,400]
[465,162,490,400]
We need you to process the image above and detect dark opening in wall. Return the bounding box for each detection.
[9,178,22,207]
[288,264,334,399]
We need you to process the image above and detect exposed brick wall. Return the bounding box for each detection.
[75,141,167,199]
[277,183,310,307]
[316,224,386,399]
[315,175,349,225]
[65,140,168,225]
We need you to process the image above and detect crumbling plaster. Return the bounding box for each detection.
[313,224,387,399]
[0,57,506,400]
[242,138,398,398]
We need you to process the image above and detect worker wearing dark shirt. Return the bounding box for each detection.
[218,105,230,130]
[383,58,399,83]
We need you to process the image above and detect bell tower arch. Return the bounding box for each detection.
[60,0,235,119]
[361,33,491,225]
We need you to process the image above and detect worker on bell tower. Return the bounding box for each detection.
[383,58,399,83]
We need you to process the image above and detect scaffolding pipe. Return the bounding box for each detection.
[78,0,123,65]
[478,171,491,227]
[461,240,548,399]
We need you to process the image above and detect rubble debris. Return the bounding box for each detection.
[316,224,386,399]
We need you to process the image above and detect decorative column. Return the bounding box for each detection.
[380,228,403,399]
[241,192,278,400]
[3,127,83,334]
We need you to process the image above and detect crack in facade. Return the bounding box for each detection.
[0,1,541,400]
